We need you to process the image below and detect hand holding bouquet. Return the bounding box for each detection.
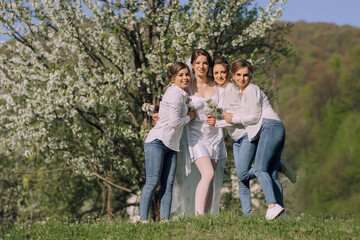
[204,99,223,119]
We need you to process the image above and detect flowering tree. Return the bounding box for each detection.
[0,0,288,221]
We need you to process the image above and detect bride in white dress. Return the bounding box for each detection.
[171,49,227,216]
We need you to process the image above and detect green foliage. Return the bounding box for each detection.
[349,42,360,63]
[298,83,315,121]
[271,22,360,215]
[300,111,360,214]
[281,73,302,87]
[328,53,341,73]
[32,171,102,221]
[3,211,360,239]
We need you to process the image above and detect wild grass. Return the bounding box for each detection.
[2,210,359,240]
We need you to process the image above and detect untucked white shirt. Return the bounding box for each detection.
[231,82,280,141]
[215,82,246,141]
[145,84,190,152]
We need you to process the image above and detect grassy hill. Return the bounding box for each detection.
[3,211,360,239]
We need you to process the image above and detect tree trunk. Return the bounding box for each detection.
[107,164,113,221]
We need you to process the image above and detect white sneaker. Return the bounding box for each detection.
[266,204,284,220]
[159,219,169,223]
[280,159,297,183]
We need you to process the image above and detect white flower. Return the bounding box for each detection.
[141,103,155,116]
[0,0,286,195]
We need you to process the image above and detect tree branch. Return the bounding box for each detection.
[90,172,133,193]
[74,105,104,133]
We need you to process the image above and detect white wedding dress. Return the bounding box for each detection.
[171,85,227,217]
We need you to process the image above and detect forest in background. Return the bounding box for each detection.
[1,20,360,229]
[271,21,360,215]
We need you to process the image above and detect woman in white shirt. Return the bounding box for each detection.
[223,59,286,220]
[139,62,195,223]
[208,56,254,217]
[208,56,245,143]
[208,57,295,218]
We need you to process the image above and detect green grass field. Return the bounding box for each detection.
[3,211,359,239]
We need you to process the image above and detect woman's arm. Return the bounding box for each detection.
[166,95,191,128]
[231,86,262,126]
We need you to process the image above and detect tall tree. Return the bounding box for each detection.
[0,0,289,221]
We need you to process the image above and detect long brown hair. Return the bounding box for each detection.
[190,49,213,68]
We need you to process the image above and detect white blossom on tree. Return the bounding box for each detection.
[0,0,288,219]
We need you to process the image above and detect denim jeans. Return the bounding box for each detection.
[233,134,256,216]
[253,118,285,207]
[139,139,177,220]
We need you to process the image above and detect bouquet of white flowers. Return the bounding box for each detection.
[204,99,223,119]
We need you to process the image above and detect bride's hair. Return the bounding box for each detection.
[190,49,213,68]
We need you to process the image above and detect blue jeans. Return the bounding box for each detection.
[233,134,256,216]
[139,139,177,220]
[253,118,284,207]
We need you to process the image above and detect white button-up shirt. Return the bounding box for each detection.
[232,82,280,141]
[215,82,247,141]
[145,84,190,152]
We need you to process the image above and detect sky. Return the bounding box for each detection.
[256,0,360,28]
[1,0,360,42]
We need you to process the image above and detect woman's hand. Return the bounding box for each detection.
[187,110,195,120]
[223,113,233,123]
[152,113,159,122]
[207,115,216,126]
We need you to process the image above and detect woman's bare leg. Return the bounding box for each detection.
[204,159,218,214]
[194,157,215,216]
